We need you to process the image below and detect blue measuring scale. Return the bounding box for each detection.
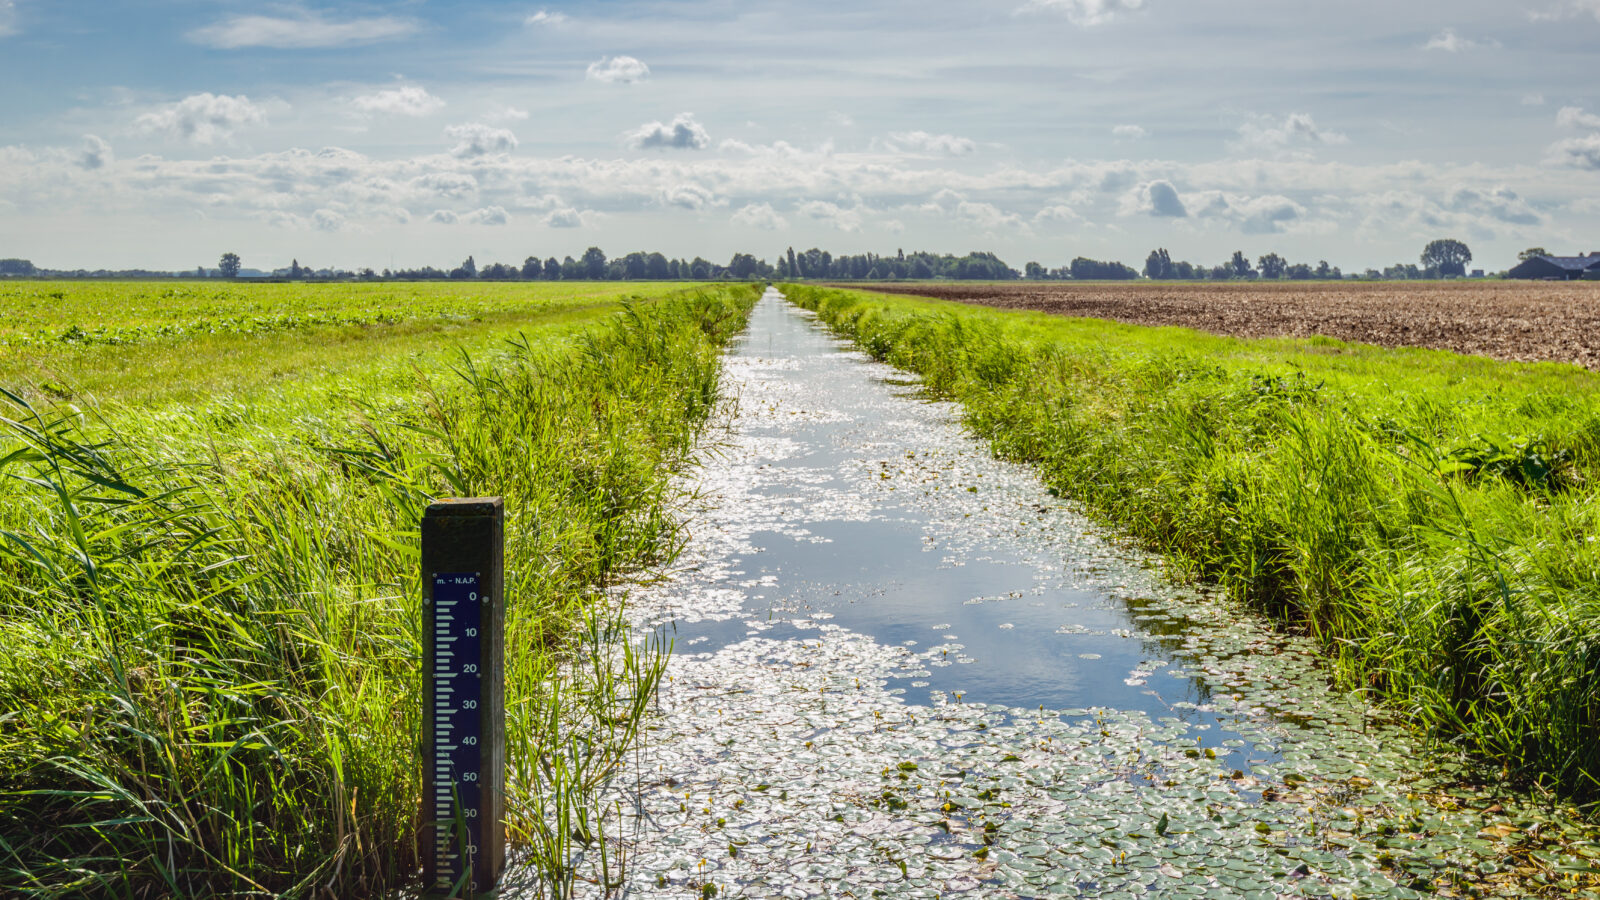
[430,572,485,894]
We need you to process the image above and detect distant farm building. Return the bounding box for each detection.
[1507,253,1600,280]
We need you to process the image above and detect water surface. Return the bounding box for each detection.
[559,290,1555,900]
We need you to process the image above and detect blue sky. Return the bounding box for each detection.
[2,0,1599,271]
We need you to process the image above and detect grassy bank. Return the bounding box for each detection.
[0,281,759,897]
[784,283,1600,800]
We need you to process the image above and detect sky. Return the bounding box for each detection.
[2,0,1599,273]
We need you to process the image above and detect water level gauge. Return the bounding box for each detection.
[421,499,505,898]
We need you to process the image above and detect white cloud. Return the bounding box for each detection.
[918,188,965,215]
[1423,28,1498,52]
[525,10,568,26]
[887,131,977,156]
[135,93,268,145]
[0,0,17,37]
[444,124,518,158]
[353,85,444,118]
[1548,134,1600,170]
[717,138,808,158]
[312,208,346,232]
[1033,204,1085,225]
[828,112,855,127]
[1556,106,1600,129]
[1530,1,1600,22]
[1192,193,1305,235]
[428,209,459,224]
[1235,196,1304,234]
[463,205,510,226]
[731,202,787,230]
[412,172,478,199]
[661,183,719,209]
[1112,124,1147,139]
[487,106,530,122]
[1444,185,1542,226]
[5,130,1587,255]
[544,207,583,228]
[1523,93,1547,107]
[956,200,1025,231]
[1125,180,1188,218]
[798,200,863,232]
[1351,186,1548,241]
[916,189,1025,230]
[1018,0,1142,26]
[627,113,711,151]
[587,56,650,84]
[188,9,419,49]
[1233,112,1347,156]
[77,135,112,170]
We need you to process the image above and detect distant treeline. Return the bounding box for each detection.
[0,249,1015,283]
[0,239,1487,283]
[377,248,1019,283]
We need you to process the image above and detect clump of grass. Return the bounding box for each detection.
[0,285,759,897]
[785,283,1600,801]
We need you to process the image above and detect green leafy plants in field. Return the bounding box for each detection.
[0,283,758,897]
[784,282,1600,802]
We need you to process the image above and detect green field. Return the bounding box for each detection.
[0,280,759,897]
[0,280,688,406]
[785,283,1600,801]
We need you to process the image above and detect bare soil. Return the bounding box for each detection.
[849,281,1600,370]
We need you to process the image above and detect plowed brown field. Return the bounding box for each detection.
[850,281,1600,370]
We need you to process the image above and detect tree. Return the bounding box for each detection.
[0,258,38,276]
[689,257,711,279]
[522,256,542,279]
[1024,261,1046,279]
[450,255,477,280]
[1518,247,1550,262]
[1257,253,1287,280]
[1070,257,1139,280]
[646,252,671,279]
[218,252,241,278]
[622,252,648,280]
[909,257,934,279]
[289,259,303,279]
[1420,239,1472,277]
[1229,251,1255,279]
[544,257,561,280]
[581,246,608,280]
[1144,248,1174,279]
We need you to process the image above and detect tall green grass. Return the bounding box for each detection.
[0,285,759,897]
[784,283,1600,800]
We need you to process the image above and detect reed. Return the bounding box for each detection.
[0,284,759,897]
